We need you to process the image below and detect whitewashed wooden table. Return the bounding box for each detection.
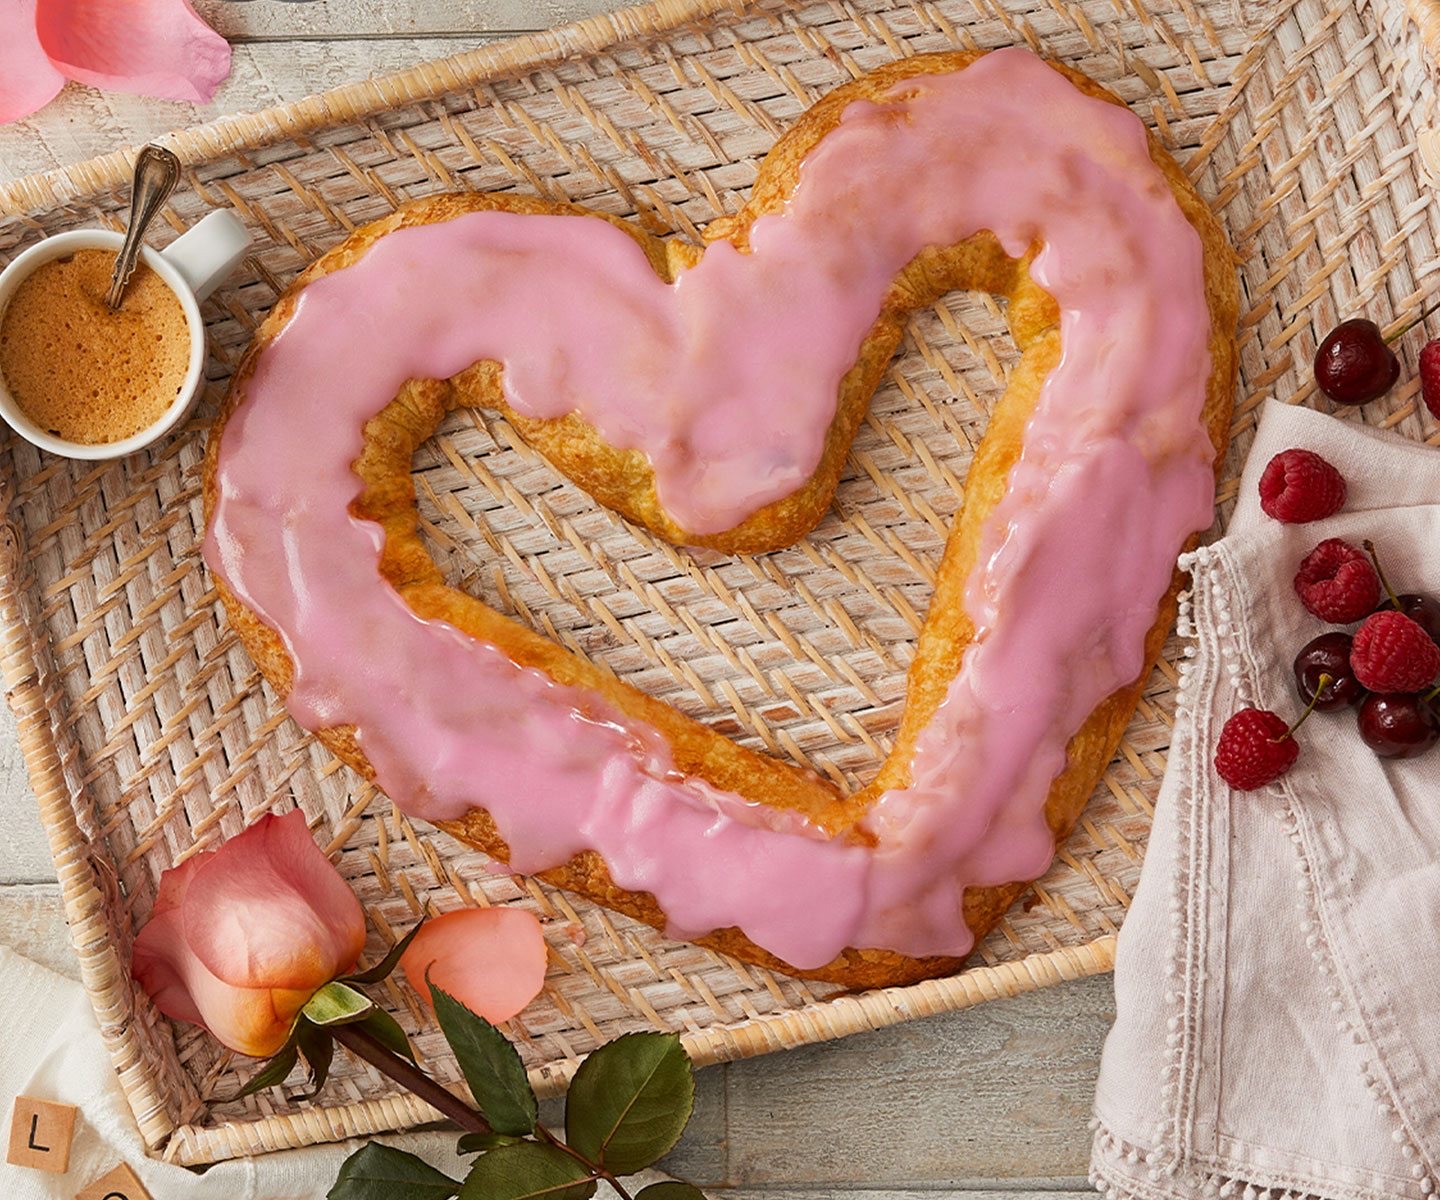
[0,3,1109,1195]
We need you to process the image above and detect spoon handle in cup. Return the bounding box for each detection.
[105,145,181,311]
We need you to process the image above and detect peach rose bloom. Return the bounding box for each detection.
[131,811,366,1057]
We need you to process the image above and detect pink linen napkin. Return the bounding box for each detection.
[1092,399,1440,1200]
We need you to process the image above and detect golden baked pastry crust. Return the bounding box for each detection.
[203,51,1238,990]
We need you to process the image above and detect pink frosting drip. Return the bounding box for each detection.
[205,48,1216,967]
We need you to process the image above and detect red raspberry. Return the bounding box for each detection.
[1420,339,1440,421]
[1294,538,1381,622]
[1258,448,1347,523]
[1214,708,1300,790]
[1350,610,1440,692]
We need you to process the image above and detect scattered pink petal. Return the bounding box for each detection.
[36,0,231,105]
[401,909,547,1024]
[0,0,65,125]
[177,810,366,992]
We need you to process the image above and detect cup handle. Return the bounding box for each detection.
[159,209,251,304]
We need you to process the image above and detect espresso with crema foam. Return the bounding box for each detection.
[0,249,190,445]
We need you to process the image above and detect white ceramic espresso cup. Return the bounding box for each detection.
[0,209,251,459]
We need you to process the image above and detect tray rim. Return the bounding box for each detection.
[0,0,1122,1166]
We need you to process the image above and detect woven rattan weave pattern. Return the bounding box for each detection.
[0,0,1434,1167]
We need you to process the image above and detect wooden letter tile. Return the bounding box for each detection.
[6,1095,78,1173]
[75,1161,153,1200]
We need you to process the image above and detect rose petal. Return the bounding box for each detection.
[0,0,65,125]
[36,0,231,105]
[151,851,209,917]
[131,906,206,1029]
[130,856,210,1026]
[132,903,307,1056]
[400,908,547,1024]
[181,810,366,992]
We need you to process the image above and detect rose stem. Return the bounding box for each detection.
[534,1124,634,1199]
[331,1023,490,1136]
[332,1024,628,1195]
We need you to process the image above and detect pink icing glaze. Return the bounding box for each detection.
[205,48,1216,967]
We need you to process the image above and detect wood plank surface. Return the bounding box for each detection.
[0,707,50,883]
[0,2,1111,1195]
[712,980,1110,1186]
[0,884,74,977]
[0,39,493,184]
[708,1193,1097,1198]
[0,1,629,183]
[193,0,623,39]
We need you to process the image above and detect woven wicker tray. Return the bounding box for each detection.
[1,0,1435,1168]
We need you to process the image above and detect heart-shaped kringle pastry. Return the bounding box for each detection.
[203,47,1238,989]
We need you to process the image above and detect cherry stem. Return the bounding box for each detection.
[1384,296,1440,345]
[1424,683,1440,705]
[331,1023,491,1136]
[1363,540,1401,610]
[1280,673,1331,741]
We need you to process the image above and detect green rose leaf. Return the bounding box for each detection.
[327,1143,459,1200]
[456,1131,524,1154]
[458,1142,596,1200]
[342,920,427,985]
[564,1032,694,1175]
[355,1007,416,1063]
[303,981,375,1026]
[430,982,537,1136]
[636,1185,708,1199]
[297,1022,335,1097]
[234,1040,299,1099]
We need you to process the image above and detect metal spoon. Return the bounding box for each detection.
[104,145,181,311]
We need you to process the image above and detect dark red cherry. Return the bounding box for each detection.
[1361,542,1440,645]
[1386,594,1440,645]
[1357,693,1440,758]
[1293,632,1367,710]
[1314,318,1400,406]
